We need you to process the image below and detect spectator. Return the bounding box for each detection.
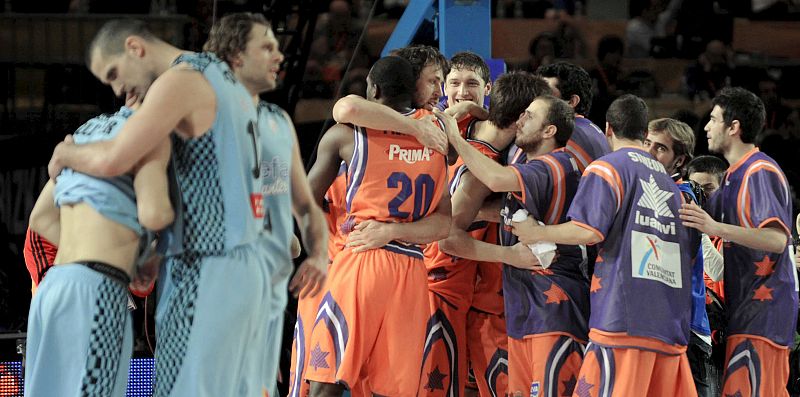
[626,0,667,58]
[517,32,557,73]
[588,35,625,126]
[683,40,733,100]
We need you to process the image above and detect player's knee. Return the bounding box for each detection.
[309,381,345,397]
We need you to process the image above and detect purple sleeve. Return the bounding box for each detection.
[739,165,791,235]
[567,166,620,240]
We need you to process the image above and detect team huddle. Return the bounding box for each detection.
[20,10,796,397]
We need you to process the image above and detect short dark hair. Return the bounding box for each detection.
[536,61,593,116]
[392,45,450,82]
[368,56,416,104]
[711,87,766,144]
[537,95,575,147]
[87,19,157,67]
[449,51,490,84]
[606,94,648,141]
[204,13,271,65]
[488,71,551,129]
[686,155,728,183]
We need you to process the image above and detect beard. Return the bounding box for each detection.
[515,128,545,154]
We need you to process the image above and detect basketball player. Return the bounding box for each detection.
[679,87,797,397]
[513,95,700,396]
[25,105,173,397]
[645,118,719,397]
[48,19,327,396]
[441,95,590,397]
[304,55,450,397]
[537,61,610,172]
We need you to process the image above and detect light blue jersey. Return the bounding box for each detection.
[26,107,140,397]
[166,52,262,256]
[54,107,142,235]
[155,54,294,397]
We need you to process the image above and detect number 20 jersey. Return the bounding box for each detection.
[340,109,448,242]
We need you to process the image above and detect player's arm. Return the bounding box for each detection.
[307,123,353,205]
[436,109,519,192]
[512,219,602,246]
[28,180,60,244]
[475,195,503,223]
[332,95,446,154]
[284,111,329,298]
[131,139,174,231]
[438,173,538,269]
[49,70,214,178]
[346,188,452,252]
[679,203,787,253]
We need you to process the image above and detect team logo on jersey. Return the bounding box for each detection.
[635,174,677,235]
[631,230,681,288]
[637,175,674,218]
[530,381,540,397]
[388,144,433,164]
[250,193,264,218]
[261,156,290,196]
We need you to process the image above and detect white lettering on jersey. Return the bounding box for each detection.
[388,144,432,164]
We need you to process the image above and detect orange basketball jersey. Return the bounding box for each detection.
[341,109,448,247]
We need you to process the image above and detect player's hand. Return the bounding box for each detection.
[432,109,461,141]
[679,203,723,236]
[48,135,74,180]
[506,243,543,270]
[445,101,487,122]
[290,234,302,259]
[289,254,327,299]
[412,115,448,155]
[345,220,394,253]
[511,215,544,245]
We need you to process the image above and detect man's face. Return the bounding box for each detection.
[414,64,444,110]
[90,43,155,104]
[689,171,721,197]
[515,99,549,152]
[644,130,683,175]
[705,105,731,154]
[543,77,561,98]
[235,24,284,94]
[445,67,489,108]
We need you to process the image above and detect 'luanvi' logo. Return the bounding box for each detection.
[388,144,433,164]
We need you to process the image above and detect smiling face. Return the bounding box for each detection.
[90,40,156,102]
[233,24,284,94]
[445,67,490,108]
[414,63,444,110]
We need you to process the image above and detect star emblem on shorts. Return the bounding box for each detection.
[590,275,603,293]
[725,391,743,397]
[544,283,569,304]
[574,376,594,397]
[753,255,775,276]
[561,375,577,396]
[309,343,330,371]
[425,366,448,392]
[429,267,450,281]
[753,284,774,301]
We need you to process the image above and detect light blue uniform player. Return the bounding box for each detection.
[25,107,145,397]
[153,52,293,397]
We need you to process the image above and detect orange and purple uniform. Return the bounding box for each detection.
[305,109,448,396]
[288,163,347,397]
[421,117,504,397]
[706,148,797,397]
